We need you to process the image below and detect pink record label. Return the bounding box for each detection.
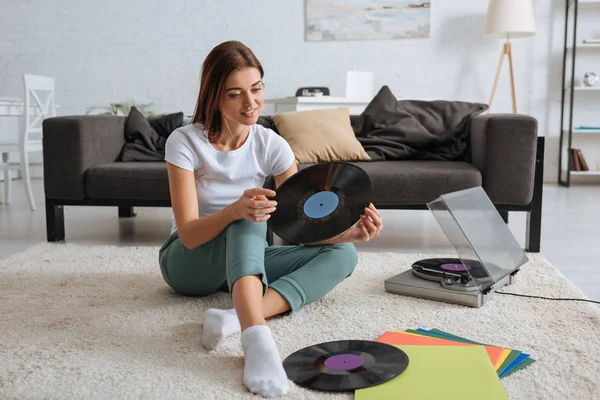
[440,263,470,272]
[324,354,365,370]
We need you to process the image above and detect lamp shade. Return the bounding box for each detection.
[484,0,536,38]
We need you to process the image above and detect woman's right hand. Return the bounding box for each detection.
[229,188,277,222]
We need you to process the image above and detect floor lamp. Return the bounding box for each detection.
[485,0,536,113]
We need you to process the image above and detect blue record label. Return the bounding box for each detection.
[303,191,340,219]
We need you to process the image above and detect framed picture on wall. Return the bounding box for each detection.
[305,1,431,42]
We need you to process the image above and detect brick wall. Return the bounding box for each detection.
[0,0,589,181]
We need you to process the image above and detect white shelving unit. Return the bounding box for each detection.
[572,129,600,133]
[559,0,600,186]
[567,43,600,50]
[571,171,600,175]
[569,0,600,6]
[573,86,600,90]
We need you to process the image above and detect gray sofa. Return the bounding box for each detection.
[42,113,543,251]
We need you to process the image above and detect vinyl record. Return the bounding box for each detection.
[283,339,409,392]
[412,258,489,280]
[270,163,373,244]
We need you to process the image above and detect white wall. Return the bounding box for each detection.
[0,0,593,182]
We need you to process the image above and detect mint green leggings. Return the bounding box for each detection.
[158,219,358,312]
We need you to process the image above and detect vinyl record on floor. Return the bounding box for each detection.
[270,162,372,244]
[283,339,409,391]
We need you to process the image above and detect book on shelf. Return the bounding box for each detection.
[570,148,589,171]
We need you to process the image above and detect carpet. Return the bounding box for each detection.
[1,243,599,400]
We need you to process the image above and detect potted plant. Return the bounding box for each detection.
[85,100,154,117]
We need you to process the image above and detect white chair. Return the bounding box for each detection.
[0,74,55,211]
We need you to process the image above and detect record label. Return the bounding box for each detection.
[303,191,339,219]
[440,263,470,272]
[283,339,408,392]
[323,354,364,370]
[270,163,372,244]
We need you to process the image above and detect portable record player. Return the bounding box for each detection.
[385,186,529,308]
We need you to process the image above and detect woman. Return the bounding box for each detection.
[159,40,383,397]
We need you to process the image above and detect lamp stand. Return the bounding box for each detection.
[488,39,518,113]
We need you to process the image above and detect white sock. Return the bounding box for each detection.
[241,325,289,397]
[201,308,240,350]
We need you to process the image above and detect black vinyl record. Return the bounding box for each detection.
[270,162,373,244]
[283,340,409,392]
[412,257,489,280]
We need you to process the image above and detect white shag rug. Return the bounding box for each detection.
[1,243,599,400]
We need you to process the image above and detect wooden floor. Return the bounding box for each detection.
[1,179,599,301]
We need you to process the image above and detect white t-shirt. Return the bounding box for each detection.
[164,123,295,234]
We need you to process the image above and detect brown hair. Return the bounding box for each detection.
[192,41,264,142]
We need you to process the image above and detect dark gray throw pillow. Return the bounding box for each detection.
[352,85,488,161]
[149,112,185,138]
[120,107,183,162]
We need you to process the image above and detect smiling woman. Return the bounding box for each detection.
[158,40,383,398]
[192,41,266,144]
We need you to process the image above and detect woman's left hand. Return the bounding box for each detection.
[343,203,383,243]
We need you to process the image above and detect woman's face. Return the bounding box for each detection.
[220,67,264,128]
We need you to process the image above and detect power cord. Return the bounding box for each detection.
[495,291,600,305]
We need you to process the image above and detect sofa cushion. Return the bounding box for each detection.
[352,86,487,162]
[257,115,362,135]
[271,108,371,163]
[119,107,183,162]
[86,162,169,200]
[257,116,278,132]
[297,161,482,206]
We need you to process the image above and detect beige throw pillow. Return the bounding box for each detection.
[272,108,371,163]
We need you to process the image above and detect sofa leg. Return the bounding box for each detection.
[46,202,65,242]
[526,212,541,253]
[526,184,543,253]
[526,136,544,253]
[499,211,509,224]
[118,206,136,218]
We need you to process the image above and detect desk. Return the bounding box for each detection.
[0,98,27,146]
[0,96,60,137]
[0,96,59,161]
[0,97,60,117]
[0,97,60,188]
[264,96,370,115]
[0,97,27,116]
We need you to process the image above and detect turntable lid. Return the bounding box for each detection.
[426,186,529,287]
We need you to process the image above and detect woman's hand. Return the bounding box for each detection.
[229,188,277,222]
[342,203,383,243]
